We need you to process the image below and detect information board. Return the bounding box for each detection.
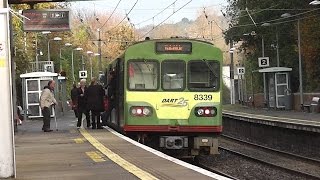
[22,9,70,32]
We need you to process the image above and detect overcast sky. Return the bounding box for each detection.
[71,0,228,27]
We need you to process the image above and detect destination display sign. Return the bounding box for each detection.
[22,9,70,32]
[155,42,192,54]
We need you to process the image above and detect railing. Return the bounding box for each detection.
[29,61,54,73]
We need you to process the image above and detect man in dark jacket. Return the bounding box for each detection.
[77,79,90,128]
[86,78,104,129]
[71,83,78,118]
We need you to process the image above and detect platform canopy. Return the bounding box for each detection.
[20,72,58,78]
[258,67,292,73]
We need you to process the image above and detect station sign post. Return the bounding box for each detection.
[79,70,87,79]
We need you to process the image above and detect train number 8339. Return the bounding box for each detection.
[194,94,213,101]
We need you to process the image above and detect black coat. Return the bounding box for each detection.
[71,87,78,101]
[85,84,104,112]
[77,87,88,109]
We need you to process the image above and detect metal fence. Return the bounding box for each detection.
[29,61,54,73]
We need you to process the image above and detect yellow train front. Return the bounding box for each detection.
[104,38,222,156]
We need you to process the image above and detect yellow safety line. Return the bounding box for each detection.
[73,138,85,144]
[80,129,159,180]
[86,151,106,163]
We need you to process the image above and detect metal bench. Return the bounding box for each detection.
[303,97,320,113]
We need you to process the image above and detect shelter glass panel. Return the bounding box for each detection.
[277,85,287,96]
[28,93,39,103]
[28,105,40,116]
[27,80,38,91]
[40,80,50,90]
[277,73,287,84]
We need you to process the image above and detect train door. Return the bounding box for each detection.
[117,59,125,127]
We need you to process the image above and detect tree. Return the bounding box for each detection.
[223,0,320,93]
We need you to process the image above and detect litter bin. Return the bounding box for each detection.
[284,89,293,110]
[310,97,320,113]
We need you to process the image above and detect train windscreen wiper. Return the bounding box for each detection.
[202,59,218,78]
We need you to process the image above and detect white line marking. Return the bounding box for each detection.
[103,126,231,180]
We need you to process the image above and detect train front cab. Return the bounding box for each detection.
[105,39,223,156]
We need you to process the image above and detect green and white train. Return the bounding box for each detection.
[103,37,222,156]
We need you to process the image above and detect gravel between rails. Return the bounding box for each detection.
[198,151,312,180]
[219,137,320,179]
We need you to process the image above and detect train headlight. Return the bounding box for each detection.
[143,107,151,116]
[195,107,217,117]
[197,109,204,116]
[130,106,153,117]
[136,108,143,115]
[131,108,137,115]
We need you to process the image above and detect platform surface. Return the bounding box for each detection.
[13,112,228,180]
[223,105,320,130]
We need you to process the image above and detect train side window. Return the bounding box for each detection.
[128,60,158,91]
[188,60,220,92]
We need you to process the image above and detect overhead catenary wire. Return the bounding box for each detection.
[141,0,193,38]
[106,0,139,32]
[99,0,123,29]
[228,7,320,29]
[134,0,179,26]
[203,7,224,31]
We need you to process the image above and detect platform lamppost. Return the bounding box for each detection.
[47,37,62,61]
[71,47,83,84]
[59,43,72,71]
[35,31,51,71]
[280,13,304,108]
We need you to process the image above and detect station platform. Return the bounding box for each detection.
[14,112,228,180]
[223,105,320,132]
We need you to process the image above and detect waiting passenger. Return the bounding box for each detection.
[71,83,79,118]
[40,80,57,132]
[85,78,104,129]
[77,79,90,129]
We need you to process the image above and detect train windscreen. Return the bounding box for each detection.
[128,60,158,90]
[188,60,220,91]
[161,60,186,91]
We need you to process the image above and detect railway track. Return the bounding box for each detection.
[194,160,239,180]
[221,134,320,164]
[219,135,320,180]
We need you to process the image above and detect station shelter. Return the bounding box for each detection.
[20,72,67,120]
[259,67,292,109]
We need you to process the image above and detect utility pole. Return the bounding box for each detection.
[297,19,304,108]
[35,35,39,71]
[276,31,280,67]
[230,39,235,104]
[97,28,102,74]
[81,55,84,71]
[0,4,15,178]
